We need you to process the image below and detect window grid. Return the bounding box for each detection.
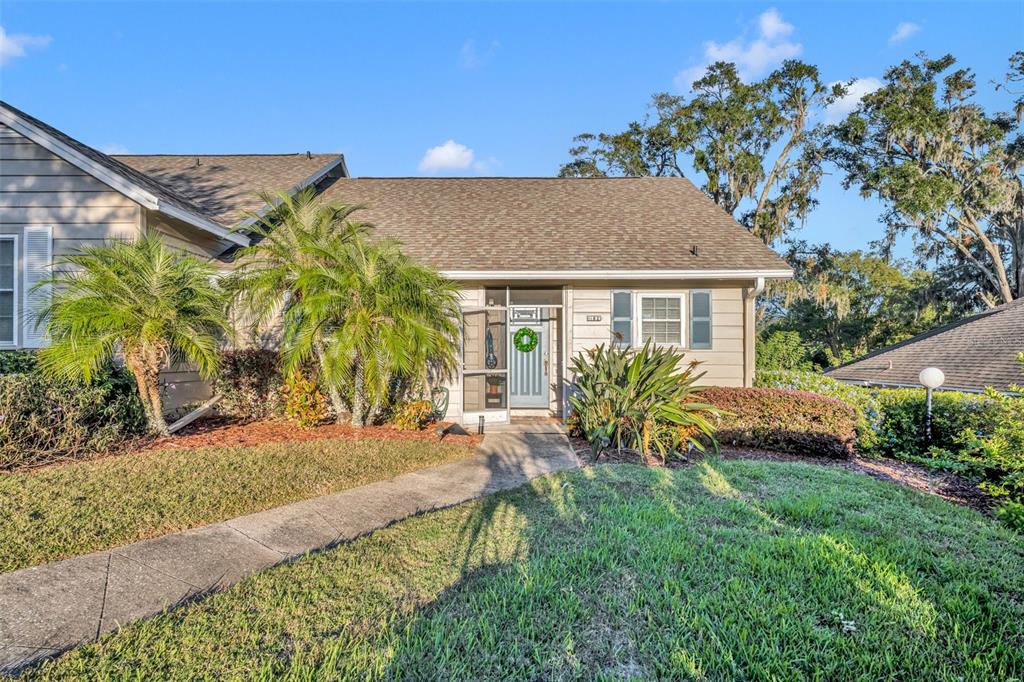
[639,295,683,346]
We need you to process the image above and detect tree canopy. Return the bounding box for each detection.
[828,52,1024,306]
[560,60,843,243]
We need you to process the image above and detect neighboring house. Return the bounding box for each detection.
[0,101,793,423]
[827,298,1024,394]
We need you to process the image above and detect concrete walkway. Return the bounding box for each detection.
[0,424,577,675]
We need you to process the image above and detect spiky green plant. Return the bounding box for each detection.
[225,187,369,417]
[569,341,719,461]
[33,236,229,436]
[284,235,460,427]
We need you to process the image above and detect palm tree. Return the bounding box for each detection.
[226,187,368,418]
[34,236,229,436]
[285,235,461,426]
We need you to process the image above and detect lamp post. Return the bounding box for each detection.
[918,367,945,443]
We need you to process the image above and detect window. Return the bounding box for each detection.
[640,295,683,346]
[610,290,632,347]
[690,291,712,349]
[0,237,16,345]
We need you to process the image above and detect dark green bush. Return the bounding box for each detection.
[568,342,718,461]
[0,350,38,374]
[703,386,858,458]
[213,349,283,420]
[867,388,1000,459]
[0,365,146,470]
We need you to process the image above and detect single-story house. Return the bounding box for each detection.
[827,297,1024,393]
[0,100,792,424]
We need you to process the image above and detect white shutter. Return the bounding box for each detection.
[23,225,52,348]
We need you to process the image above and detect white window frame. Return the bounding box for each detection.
[0,235,19,348]
[636,292,685,348]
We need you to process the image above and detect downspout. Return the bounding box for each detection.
[742,277,765,387]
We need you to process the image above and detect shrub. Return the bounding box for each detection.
[756,331,815,373]
[703,386,858,458]
[214,349,283,420]
[869,388,1001,459]
[0,365,146,470]
[0,350,38,374]
[756,370,883,451]
[568,342,718,461]
[391,400,435,431]
[281,371,328,427]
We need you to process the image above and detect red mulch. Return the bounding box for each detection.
[568,437,994,516]
[135,416,482,454]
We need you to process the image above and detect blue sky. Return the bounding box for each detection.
[1,1,1021,254]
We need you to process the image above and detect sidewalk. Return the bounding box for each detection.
[0,423,578,675]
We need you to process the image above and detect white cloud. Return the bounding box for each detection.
[889,22,920,44]
[458,39,499,70]
[0,25,52,67]
[675,8,802,89]
[758,8,793,41]
[101,143,132,155]
[418,140,475,173]
[825,77,882,122]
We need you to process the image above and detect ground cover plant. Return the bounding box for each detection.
[1,436,473,574]
[23,461,1024,680]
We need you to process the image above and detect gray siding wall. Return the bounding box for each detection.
[0,122,143,348]
[0,123,213,411]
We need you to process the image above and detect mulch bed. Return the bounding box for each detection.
[137,416,482,454]
[569,437,994,516]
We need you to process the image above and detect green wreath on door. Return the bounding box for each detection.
[513,327,539,353]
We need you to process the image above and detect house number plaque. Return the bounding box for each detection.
[586,315,602,322]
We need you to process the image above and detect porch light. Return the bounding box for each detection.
[918,367,945,442]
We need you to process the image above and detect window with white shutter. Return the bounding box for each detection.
[0,236,16,346]
[23,225,52,348]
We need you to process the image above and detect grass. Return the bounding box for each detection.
[0,438,473,574]
[23,460,1024,681]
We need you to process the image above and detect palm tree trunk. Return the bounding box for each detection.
[125,352,170,436]
[350,363,366,428]
[313,343,347,424]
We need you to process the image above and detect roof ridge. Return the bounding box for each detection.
[111,153,340,158]
[347,175,686,180]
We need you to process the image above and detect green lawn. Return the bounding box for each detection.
[24,461,1024,681]
[0,438,473,574]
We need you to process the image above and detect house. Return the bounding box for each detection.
[827,298,1024,393]
[0,101,792,424]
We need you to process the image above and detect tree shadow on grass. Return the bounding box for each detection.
[347,460,1023,681]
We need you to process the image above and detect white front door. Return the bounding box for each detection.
[510,318,548,408]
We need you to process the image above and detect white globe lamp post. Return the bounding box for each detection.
[918,367,945,442]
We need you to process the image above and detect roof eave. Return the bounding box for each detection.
[0,104,248,247]
[441,268,793,281]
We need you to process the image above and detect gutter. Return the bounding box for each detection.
[442,269,793,281]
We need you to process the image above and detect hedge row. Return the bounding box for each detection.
[703,386,858,458]
[0,364,146,470]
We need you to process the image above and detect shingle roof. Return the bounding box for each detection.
[114,154,345,226]
[314,177,791,273]
[1,100,226,228]
[827,298,1024,392]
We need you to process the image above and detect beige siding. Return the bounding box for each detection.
[567,282,751,388]
[0,123,144,347]
[145,212,233,260]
